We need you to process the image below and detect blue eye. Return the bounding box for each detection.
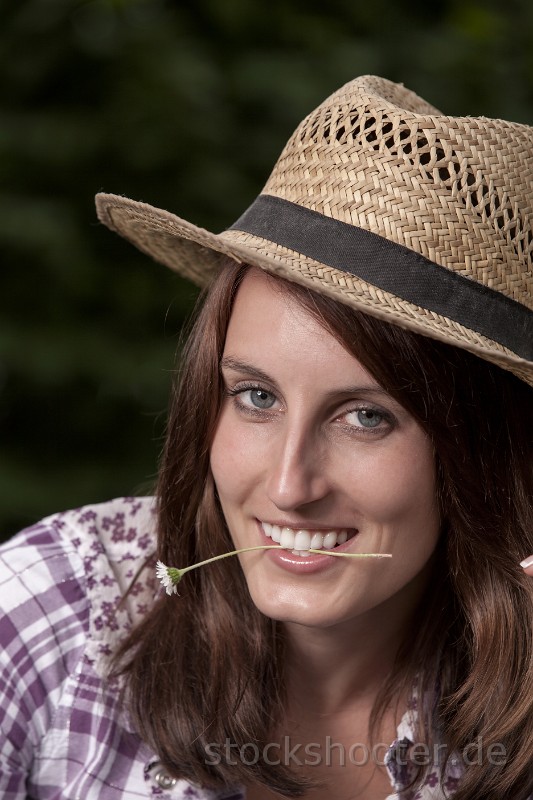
[247,389,276,409]
[225,383,278,413]
[357,409,383,428]
[345,408,385,429]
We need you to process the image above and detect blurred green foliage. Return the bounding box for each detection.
[1,0,532,541]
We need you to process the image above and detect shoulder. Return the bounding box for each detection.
[0,497,164,797]
[0,495,157,574]
[0,496,159,670]
[0,499,246,797]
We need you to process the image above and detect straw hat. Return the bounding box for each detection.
[96,75,533,386]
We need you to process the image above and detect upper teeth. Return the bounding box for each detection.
[262,522,349,552]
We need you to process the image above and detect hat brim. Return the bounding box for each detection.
[96,192,533,388]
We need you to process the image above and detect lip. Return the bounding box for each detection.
[255,519,360,574]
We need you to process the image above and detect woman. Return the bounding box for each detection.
[1,76,533,799]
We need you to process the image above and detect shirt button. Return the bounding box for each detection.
[154,767,177,789]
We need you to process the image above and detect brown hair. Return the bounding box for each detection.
[113,260,533,799]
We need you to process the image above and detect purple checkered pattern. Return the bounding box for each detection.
[0,497,460,799]
[0,497,244,799]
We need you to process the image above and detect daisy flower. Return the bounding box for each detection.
[155,561,183,595]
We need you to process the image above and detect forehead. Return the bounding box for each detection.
[223,269,378,387]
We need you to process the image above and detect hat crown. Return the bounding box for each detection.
[262,75,533,310]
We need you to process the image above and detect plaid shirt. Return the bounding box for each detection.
[0,497,460,799]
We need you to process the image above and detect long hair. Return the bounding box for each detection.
[113,259,533,799]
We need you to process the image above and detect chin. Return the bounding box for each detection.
[246,583,357,629]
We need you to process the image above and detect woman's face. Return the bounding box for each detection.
[210,269,440,632]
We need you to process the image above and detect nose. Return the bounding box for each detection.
[265,422,330,512]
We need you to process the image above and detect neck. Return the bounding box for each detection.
[284,620,401,718]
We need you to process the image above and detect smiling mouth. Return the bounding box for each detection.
[260,522,357,557]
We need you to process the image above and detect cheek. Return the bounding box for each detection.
[210,407,259,501]
[350,440,438,527]
[210,418,233,496]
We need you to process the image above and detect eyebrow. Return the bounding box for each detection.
[220,357,272,384]
[219,356,393,401]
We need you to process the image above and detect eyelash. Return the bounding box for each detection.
[225,383,394,434]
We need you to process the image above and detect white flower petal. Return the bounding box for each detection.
[156,560,178,595]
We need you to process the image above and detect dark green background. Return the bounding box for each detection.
[2,0,533,541]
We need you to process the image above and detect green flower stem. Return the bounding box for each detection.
[179,545,391,576]
[308,550,392,558]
